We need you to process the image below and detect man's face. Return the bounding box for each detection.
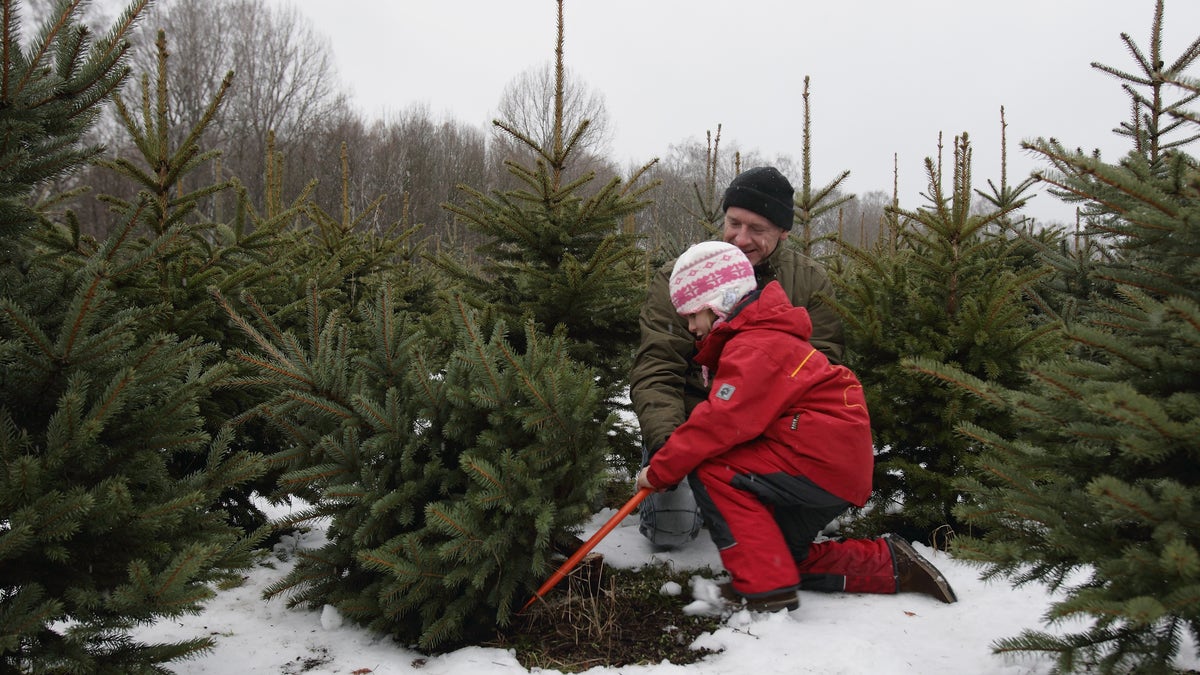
[721,206,788,266]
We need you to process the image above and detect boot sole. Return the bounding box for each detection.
[889,537,958,604]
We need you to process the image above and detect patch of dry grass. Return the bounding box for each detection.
[493,561,723,672]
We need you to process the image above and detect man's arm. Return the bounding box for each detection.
[775,250,845,365]
[628,264,693,452]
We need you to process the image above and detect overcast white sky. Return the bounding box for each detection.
[284,1,1199,224]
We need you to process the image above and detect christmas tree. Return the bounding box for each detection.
[432,0,654,473]
[919,3,1200,670]
[0,4,269,671]
[218,285,611,650]
[77,28,434,533]
[833,131,1059,541]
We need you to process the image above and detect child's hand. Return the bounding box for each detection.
[635,467,660,492]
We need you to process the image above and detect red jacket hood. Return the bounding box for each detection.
[695,281,812,368]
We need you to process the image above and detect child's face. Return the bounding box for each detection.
[685,308,718,339]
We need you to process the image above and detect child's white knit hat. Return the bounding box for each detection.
[669,241,756,317]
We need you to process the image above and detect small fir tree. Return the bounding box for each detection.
[920,4,1200,671]
[833,132,1060,541]
[0,243,268,670]
[61,29,435,530]
[33,28,315,536]
[218,286,611,650]
[432,0,654,472]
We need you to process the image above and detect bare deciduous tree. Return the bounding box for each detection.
[356,104,490,244]
[128,0,349,203]
[491,61,616,190]
[495,61,612,157]
[827,189,891,248]
[632,127,801,258]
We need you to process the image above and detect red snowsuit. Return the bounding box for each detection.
[644,281,895,597]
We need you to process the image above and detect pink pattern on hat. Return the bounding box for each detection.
[669,241,756,317]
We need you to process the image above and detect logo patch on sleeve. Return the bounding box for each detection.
[715,383,736,400]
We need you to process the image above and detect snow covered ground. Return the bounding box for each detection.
[136,499,1200,674]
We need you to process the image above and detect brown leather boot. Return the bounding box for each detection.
[887,536,958,603]
[717,581,800,613]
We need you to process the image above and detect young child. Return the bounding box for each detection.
[635,241,957,612]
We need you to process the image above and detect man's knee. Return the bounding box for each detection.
[638,482,702,549]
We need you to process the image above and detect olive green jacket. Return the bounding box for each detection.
[629,244,845,451]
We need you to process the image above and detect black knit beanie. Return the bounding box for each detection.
[721,166,795,231]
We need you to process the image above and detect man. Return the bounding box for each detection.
[634,241,956,611]
[629,166,845,549]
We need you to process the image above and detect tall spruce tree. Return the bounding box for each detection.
[915,3,1200,671]
[0,3,271,671]
[432,0,654,473]
[789,76,854,260]
[37,27,315,536]
[832,132,1060,541]
[72,28,434,530]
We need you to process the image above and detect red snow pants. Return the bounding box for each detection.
[690,448,896,598]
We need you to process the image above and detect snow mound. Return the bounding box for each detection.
[319,604,343,631]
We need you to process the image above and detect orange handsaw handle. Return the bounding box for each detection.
[520,487,653,613]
